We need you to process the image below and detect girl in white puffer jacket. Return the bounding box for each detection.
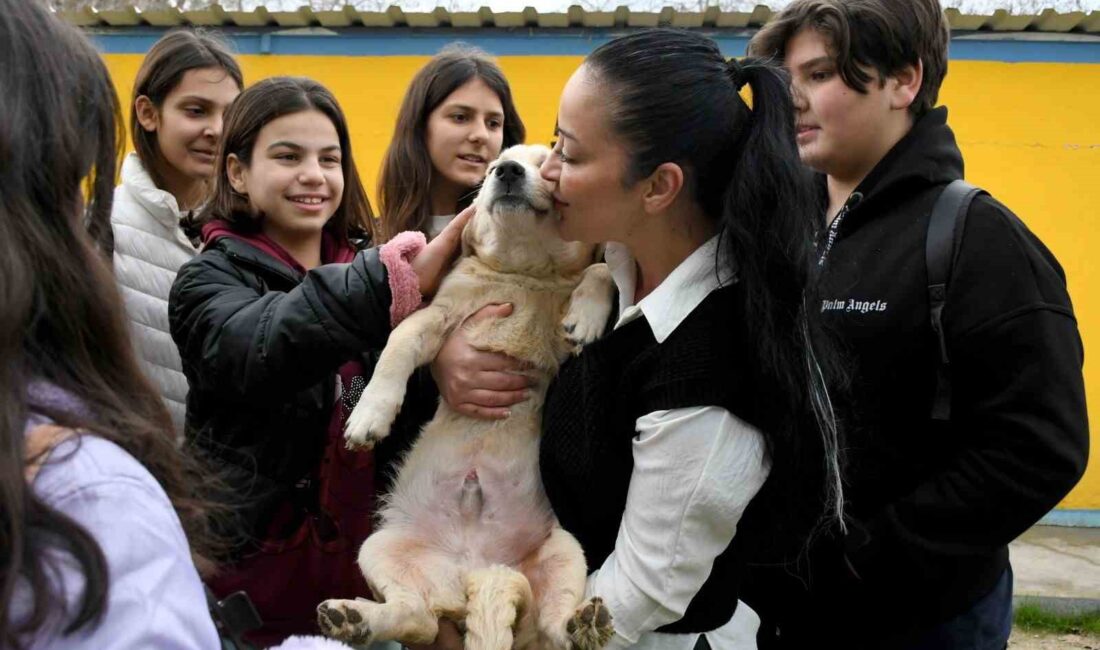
[111,30,242,434]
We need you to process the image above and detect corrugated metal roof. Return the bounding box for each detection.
[58,5,1100,33]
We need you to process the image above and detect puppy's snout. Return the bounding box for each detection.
[495,160,525,184]
[484,151,551,212]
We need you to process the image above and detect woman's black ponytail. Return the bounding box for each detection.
[723,58,846,532]
[587,30,846,538]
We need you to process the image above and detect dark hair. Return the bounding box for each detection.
[377,44,525,242]
[0,2,218,647]
[748,0,949,116]
[202,76,377,243]
[131,29,243,190]
[586,29,846,534]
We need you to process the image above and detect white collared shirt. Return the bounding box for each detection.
[585,236,770,650]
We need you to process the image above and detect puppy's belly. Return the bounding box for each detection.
[381,428,557,568]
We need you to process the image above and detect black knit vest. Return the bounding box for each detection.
[540,284,767,633]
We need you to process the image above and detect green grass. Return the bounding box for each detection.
[1015,603,1100,635]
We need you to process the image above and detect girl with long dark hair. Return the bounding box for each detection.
[0,2,220,647]
[377,43,525,242]
[169,76,468,645]
[537,29,846,649]
[111,29,242,434]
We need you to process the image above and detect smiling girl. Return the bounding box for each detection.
[111,30,242,434]
[169,76,469,645]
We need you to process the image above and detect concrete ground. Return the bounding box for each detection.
[1008,525,1100,649]
[1011,526,1100,602]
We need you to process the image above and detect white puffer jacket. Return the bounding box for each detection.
[111,153,199,434]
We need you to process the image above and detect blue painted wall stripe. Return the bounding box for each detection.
[85,28,1100,63]
[1039,509,1100,528]
[950,39,1100,63]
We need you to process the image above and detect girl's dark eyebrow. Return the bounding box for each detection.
[177,95,214,105]
[443,102,504,118]
[266,141,342,152]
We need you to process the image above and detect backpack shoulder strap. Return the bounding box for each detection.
[926,179,986,421]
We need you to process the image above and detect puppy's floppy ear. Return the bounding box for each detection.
[461,212,477,257]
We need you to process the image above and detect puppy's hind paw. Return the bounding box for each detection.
[566,597,613,650]
[318,599,373,646]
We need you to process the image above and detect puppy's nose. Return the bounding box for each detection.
[495,160,525,183]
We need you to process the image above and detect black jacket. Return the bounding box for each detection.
[745,108,1089,646]
[169,237,431,549]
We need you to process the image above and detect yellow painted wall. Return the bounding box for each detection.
[944,62,1100,509]
[102,53,1099,509]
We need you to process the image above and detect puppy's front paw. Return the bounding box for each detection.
[563,265,613,354]
[343,392,400,450]
[318,599,373,645]
[566,597,613,650]
[561,305,606,352]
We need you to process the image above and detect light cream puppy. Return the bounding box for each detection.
[318,144,614,650]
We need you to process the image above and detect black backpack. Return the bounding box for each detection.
[926,180,988,421]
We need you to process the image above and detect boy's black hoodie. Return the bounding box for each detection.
[745,107,1088,646]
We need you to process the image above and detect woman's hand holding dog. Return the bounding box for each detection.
[432,303,532,420]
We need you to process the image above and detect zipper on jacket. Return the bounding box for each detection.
[224,250,302,286]
[816,191,863,267]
